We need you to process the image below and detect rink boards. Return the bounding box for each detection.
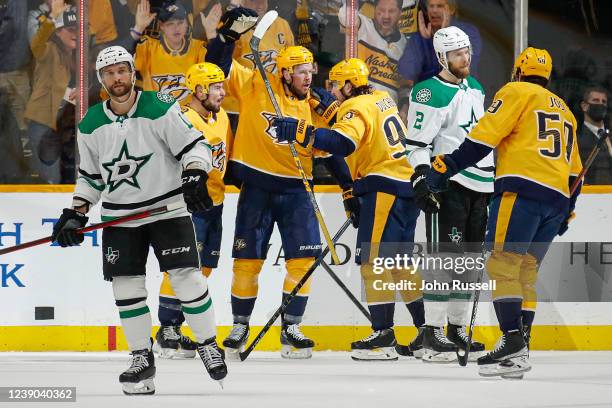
[1,185,611,351]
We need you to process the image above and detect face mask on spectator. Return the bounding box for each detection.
[587,103,607,122]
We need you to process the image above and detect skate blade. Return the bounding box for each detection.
[281,345,312,359]
[351,347,398,361]
[122,378,155,395]
[152,343,178,359]
[173,349,196,359]
[457,349,485,362]
[422,350,457,363]
[479,358,531,378]
[501,373,525,380]
[224,346,244,361]
[412,348,425,359]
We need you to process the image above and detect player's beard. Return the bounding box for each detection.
[108,81,133,99]
[448,61,470,80]
[286,79,309,100]
[202,96,221,114]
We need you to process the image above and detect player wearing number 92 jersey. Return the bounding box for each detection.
[274,58,426,361]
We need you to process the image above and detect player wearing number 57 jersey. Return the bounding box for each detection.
[274,58,426,361]
[405,26,493,363]
[426,47,582,378]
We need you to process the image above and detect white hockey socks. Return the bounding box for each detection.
[112,275,152,351]
[168,267,217,342]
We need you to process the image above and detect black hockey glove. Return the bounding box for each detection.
[411,165,440,213]
[342,187,360,228]
[182,168,213,213]
[52,208,89,247]
[217,7,258,43]
[309,87,341,125]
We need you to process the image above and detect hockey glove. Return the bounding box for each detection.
[557,212,575,236]
[342,187,360,228]
[217,7,258,43]
[411,165,440,213]
[273,117,314,147]
[52,208,89,247]
[309,87,341,125]
[426,155,459,193]
[182,169,213,213]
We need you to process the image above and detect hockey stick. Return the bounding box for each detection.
[239,218,352,361]
[570,127,610,195]
[457,250,486,366]
[320,260,372,321]
[248,10,340,265]
[0,201,184,255]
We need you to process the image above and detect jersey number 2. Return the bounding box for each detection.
[536,111,574,162]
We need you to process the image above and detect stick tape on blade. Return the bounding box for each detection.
[253,10,278,40]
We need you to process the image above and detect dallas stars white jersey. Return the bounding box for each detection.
[406,75,494,192]
[75,91,212,226]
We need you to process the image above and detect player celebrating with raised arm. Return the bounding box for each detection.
[274,58,427,361]
[154,62,233,359]
[204,8,345,359]
[50,46,227,394]
[404,26,493,363]
[425,47,582,378]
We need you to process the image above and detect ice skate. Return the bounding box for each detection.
[351,328,398,361]
[119,348,155,395]
[478,330,530,377]
[222,323,249,360]
[422,326,458,363]
[280,323,314,359]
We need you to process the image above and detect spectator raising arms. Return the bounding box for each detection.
[130,1,207,103]
[338,0,409,104]
[221,0,294,115]
[24,3,77,184]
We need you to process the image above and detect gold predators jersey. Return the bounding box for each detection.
[332,90,414,197]
[182,105,233,205]
[227,60,315,192]
[468,81,582,201]
[222,18,295,113]
[134,35,207,104]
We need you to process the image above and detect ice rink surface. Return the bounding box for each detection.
[0,351,611,408]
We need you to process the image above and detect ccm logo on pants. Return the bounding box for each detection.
[161,246,191,255]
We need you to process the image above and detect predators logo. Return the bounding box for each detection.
[210,140,227,173]
[261,111,283,143]
[243,50,279,73]
[151,74,190,102]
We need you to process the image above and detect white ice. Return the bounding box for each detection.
[0,351,611,408]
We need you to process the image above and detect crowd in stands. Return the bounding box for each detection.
[0,0,609,184]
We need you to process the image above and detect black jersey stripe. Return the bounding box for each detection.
[78,168,103,180]
[102,187,183,210]
[175,136,205,161]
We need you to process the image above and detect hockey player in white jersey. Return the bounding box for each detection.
[51,46,227,394]
[405,26,493,362]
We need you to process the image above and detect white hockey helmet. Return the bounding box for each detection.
[95,46,135,83]
[433,26,471,72]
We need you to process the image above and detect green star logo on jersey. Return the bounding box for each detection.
[102,140,153,193]
[459,107,478,134]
